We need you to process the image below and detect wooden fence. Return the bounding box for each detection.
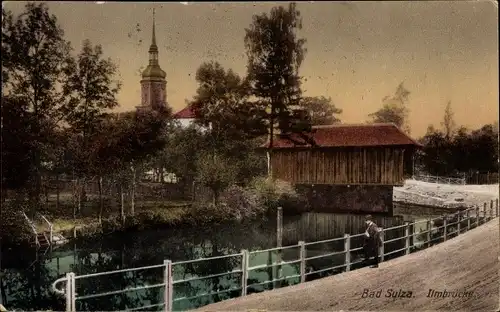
[465,172,499,185]
[414,172,499,185]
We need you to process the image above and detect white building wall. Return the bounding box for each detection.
[178,118,196,128]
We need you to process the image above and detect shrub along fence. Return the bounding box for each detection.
[52,199,499,312]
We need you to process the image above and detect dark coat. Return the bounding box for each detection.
[364,221,382,248]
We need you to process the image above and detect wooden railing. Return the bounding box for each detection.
[22,212,39,248]
[413,174,465,185]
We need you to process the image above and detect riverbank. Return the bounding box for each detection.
[45,200,276,244]
[8,179,498,247]
[3,198,270,247]
[394,179,499,207]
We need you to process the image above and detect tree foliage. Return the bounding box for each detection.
[244,2,310,148]
[188,61,265,142]
[1,97,36,191]
[441,101,455,140]
[1,3,71,119]
[62,39,122,137]
[299,96,342,125]
[418,123,498,176]
[1,2,72,209]
[196,153,240,205]
[369,82,411,133]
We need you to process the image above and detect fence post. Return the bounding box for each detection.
[457,211,461,235]
[164,260,173,312]
[240,250,248,296]
[483,202,487,222]
[426,219,432,247]
[443,217,447,241]
[275,207,283,289]
[466,209,470,231]
[496,199,499,217]
[70,272,76,312]
[404,222,410,255]
[298,241,306,283]
[489,200,493,219]
[476,205,480,225]
[344,234,350,272]
[379,229,384,262]
[65,273,72,312]
[50,224,53,245]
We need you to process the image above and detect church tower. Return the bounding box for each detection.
[137,9,167,112]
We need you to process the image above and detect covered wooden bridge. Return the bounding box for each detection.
[263,123,423,215]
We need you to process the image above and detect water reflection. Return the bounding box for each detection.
[1,221,278,311]
[1,211,413,311]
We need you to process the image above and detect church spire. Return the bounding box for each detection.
[148,8,159,65]
[151,8,157,47]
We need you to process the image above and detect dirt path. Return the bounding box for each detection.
[194,219,499,312]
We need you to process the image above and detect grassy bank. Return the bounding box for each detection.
[37,196,250,241]
[3,179,310,246]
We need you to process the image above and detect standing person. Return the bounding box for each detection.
[363,215,382,268]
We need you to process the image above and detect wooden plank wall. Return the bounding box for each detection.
[271,147,406,185]
[282,212,405,246]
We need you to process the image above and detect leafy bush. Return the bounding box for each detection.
[219,185,265,221]
[1,200,35,245]
[249,177,310,215]
[76,222,103,238]
[184,202,229,226]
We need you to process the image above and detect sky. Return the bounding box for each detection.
[4,1,499,137]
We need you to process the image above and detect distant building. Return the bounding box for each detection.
[172,106,196,128]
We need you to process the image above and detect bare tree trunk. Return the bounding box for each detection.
[44,177,49,207]
[98,177,103,224]
[212,188,220,206]
[120,185,125,225]
[74,179,79,220]
[55,174,60,211]
[130,165,136,216]
[121,244,125,268]
[268,106,275,178]
[0,272,7,306]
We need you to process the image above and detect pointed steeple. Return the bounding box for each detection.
[141,7,166,79]
[149,8,158,53]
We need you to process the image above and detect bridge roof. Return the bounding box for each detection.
[262,123,423,149]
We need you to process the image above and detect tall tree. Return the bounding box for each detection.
[244,2,310,175]
[196,152,239,205]
[188,61,264,143]
[369,82,411,133]
[441,101,456,140]
[2,2,72,212]
[61,39,121,215]
[299,96,342,125]
[62,39,122,139]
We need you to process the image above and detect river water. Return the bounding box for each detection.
[0,207,435,311]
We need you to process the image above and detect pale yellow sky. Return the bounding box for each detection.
[4,1,499,137]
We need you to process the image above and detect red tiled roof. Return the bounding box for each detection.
[263,123,422,149]
[173,106,195,119]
